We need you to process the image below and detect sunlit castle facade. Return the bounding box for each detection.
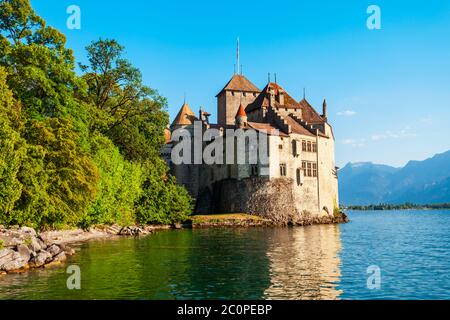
[164,73,339,224]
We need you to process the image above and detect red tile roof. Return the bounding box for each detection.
[284,115,316,137]
[236,104,247,117]
[299,99,325,123]
[171,103,197,126]
[216,74,260,96]
[245,82,302,112]
[247,122,289,137]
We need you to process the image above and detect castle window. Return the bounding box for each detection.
[307,141,312,152]
[280,164,287,176]
[279,144,283,150]
[313,163,318,177]
[302,161,307,176]
[292,140,300,156]
[296,168,302,186]
[307,162,312,177]
[251,165,258,176]
[312,143,317,153]
[302,140,307,152]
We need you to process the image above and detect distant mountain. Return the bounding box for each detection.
[339,150,450,205]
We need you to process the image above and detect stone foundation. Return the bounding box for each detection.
[196,177,348,226]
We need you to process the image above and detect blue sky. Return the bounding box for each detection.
[31,0,450,167]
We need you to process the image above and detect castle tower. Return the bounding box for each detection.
[216,74,260,125]
[171,102,197,129]
[235,104,248,128]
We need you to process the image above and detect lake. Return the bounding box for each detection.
[1,210,450,300]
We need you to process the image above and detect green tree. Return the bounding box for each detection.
[82,39,192,224]
[0,66,26,221]
[12,117,99,228]
[84,134,144,227]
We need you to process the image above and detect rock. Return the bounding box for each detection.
[64,248,75,256]
[119,226,146,236]
[29,250,52,268]
[28,237,42,252]
[53,251,66,262]
[37,237,47,250]
[16,244,32,262]
[20,226,37,237]
[0,248,15,269]
[1,251,28,272]
[47,244,61,257]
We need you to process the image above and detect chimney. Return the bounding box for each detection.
[278,89,285,106]
[269,87,275,106]
[322,99,328,121]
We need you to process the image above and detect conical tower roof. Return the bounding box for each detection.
[235,103,247,117]
[171,103,197,126]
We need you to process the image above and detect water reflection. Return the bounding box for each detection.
[0,226,342,300]
[264,225,342,300]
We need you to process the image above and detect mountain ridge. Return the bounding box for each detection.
[339,150,450,205]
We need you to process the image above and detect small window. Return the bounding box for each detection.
[292,140,299,156]
[280,164,287,176]
[296,168,302,186]
[313,163,317,177]
[307,162,312,177]
[307,141,312,152]
[302,140,307,152]
[312,143,317,153]
[251,165,258,176]
[279,144,283,150]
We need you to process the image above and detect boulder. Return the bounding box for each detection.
[29,250,52,268]
[1,251,28,272]
[20,226,37,237]
[28,237,42,252]
[53,251,67,262]
[17,244,32,262]
[0,249,15,268]
[47,244,61,257]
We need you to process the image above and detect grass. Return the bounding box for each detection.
[190,213,267,224]
[0,239,4,250]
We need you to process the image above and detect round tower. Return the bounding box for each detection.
[235,104,248,128]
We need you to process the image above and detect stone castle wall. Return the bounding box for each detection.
[195,177,338,225]
[217,91,258,125]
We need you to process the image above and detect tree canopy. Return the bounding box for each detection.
[0,0,192,229]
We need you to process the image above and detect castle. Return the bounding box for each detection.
[164,73,340,224]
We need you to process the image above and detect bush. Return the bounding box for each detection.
[83,134,144,226]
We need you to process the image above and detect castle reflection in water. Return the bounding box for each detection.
[264,225,342,300]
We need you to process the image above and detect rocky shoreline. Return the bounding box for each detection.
[1,212,349,275]
[0,225,168,275]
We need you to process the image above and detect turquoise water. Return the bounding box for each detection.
[1,210,450,300]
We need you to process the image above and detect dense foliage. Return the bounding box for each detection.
[0,0,192,229]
